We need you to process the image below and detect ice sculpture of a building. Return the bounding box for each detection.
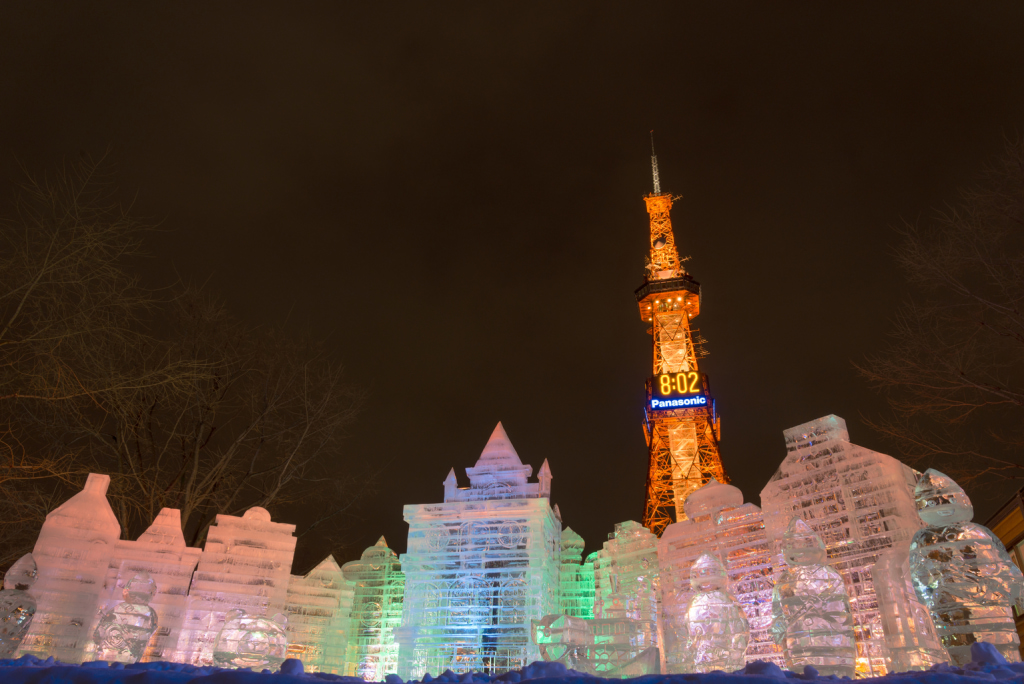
[18,474,121,663]
[398,423,560,679]
[558,528,594,619]
[343,537,406,681]
[90,508,201,662]
[286,555,356,675]
[760,415,947,676]
[175,507,297,665]
[658,478,781,671]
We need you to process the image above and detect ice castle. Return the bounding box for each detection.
[5,415,1020,679]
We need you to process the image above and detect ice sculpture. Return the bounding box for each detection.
[213,609,289,669]
[285,555,356,675]
[531,612,660,677]
[0,554,38,658]
[909,469,1024,665]
[659,478,781,671]
[175,507,297,665]
[96,508,201,662]
[770,518,855,676]
[397,423,560,679]
[18,473,121,663]
[92,571,159,663]
[873,545,949,671]
[760,415,946,676]
[559,528,594,619]
[344,537,405,681]
[681,553,749,673]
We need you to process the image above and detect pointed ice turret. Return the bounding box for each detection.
[462,422,537,500]
[538,458,552,498]
[137,508,187,548]
[443,468,459,503]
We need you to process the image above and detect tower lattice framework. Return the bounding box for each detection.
[635,167,726,537]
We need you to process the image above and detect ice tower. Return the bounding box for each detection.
[19,473,121,663]
[175,507,297,665]
[343,537,405,681]
[559,529,594,619]
[398,423,561,679]
[286,555,356,675]
[91,508,201,662]
[659,478,782,671]
[635,142,725,536]
[760,415,947,676]
[593,522,660,652]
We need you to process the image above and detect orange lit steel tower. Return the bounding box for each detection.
[635,139,726,536]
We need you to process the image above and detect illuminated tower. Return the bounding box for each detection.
[635,140,726,536]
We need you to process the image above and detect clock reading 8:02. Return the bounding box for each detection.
[655,371,704,397]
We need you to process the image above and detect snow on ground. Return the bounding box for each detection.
[2,645,1024,684]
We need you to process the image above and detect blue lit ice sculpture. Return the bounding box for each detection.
[0,554,37,658]
[770,518,856,676]
[909,469,1024,665]
[683,553,749,673]
[93,571,159,663]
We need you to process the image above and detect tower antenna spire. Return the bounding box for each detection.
[650,130,661,195]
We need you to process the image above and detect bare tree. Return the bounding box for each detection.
[860,137,1024,484]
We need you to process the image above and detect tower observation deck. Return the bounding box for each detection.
[635,147,726,536]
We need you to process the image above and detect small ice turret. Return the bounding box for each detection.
[0,554,38,657]
[682,553,749,673]
[770,518,856,676]
[909,470,1024,665]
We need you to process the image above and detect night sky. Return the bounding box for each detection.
[2,3,1022,570]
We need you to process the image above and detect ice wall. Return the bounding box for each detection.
[19,474,121,663]
[344,537,405,681]
[398,423,561,679]
[175,507,297,665]
[659,478,782,671]
[593,522,659,645]
[760,415,946,676]
[285,555,356,675]
[558,529,594,619]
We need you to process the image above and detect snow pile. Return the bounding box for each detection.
[3,644,1024,684]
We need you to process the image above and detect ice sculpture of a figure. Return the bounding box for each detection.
[0,554,38,658]
[213,609,289,669]
[683,553,749,673]
[93,572,158,663]
[770,518,856,677]
[909,469,1024,665]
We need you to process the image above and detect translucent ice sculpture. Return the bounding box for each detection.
[909,469,1024,665]
[19,473,121,663]
[559,528,594,619]
[285,555,356,675]
[213,609,289,669]
[682,553,749,673]
[93,572,159,663]
[531,613,660,677]
[760,415,946,676]
[0,554,38,658]
[344,537,405,681]
[770,518,855,677]
[659,478,781,671]
[873,545,949,671]
[397,423,559,680]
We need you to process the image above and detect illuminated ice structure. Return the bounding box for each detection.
[213,609,289,669]
[344,537,405,681]
[760,415,947,675]
[682,553,749,673]
[175,507,297,665]
[285,555,356,675]
[770,518,856,676]
[910,469,1024,665]
[92,571,159,663]
[398,423,560,679]
[91,508,201,662]
[559,529,594,619]
[658,478,782,672]
[0,554,38,658]
[19,474,121,663]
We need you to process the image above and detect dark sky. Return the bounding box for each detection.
[2,3,1023,571]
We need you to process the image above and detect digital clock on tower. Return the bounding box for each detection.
[649,371,708,409]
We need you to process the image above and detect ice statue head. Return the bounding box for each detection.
[782,518,827,566]
[123,571,156,604]
[683,477,743,519]
[3,554,37,591]
[915,469,973,525]
[690,553,728,592]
